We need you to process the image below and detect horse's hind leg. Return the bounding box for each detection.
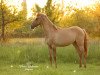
[84,51,87,68]
[77,41,86,68]
[78,46,84,68]
[73,42,82,68]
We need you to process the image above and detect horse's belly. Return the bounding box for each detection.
[54,39,74,46]
[54,32,76,46]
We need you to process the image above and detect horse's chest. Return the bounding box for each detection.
[45,37,54,46]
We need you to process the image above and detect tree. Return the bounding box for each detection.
[0,0,20,41]
[44,0,63,24]
[0,0,29,40]
[19,0,27,20]
[0,0,5,40]
[44,0,52,16]
[32,4,42,15]
[93,3,100,37]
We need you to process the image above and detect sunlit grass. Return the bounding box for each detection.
[8,38,45,44]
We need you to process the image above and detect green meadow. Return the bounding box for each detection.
[0,38,100,75]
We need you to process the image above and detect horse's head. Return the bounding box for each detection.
[31,13,44,29]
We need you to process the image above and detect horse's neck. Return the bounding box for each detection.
[42,18,57,36]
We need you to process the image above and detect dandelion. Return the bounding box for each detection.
[10,65,13,68]
[46,66,49,69]
[73,70,76,73]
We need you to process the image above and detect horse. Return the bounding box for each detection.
[31,13,88,68]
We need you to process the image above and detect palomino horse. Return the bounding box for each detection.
[31,13,88,68]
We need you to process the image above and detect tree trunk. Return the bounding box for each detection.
[1,0,5,41]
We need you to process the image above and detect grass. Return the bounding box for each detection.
[0,63,100,75]
[0,38,100,75]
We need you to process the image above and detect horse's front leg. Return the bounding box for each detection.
[48,45,53,66]
[53,46,57,68]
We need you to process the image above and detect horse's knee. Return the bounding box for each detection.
[78,46,84,53]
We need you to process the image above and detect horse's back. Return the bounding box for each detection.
[56,26,84,37]
[62,26,84,37]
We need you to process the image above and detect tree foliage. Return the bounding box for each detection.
[0,0,20,40]
[0,0,28,39]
